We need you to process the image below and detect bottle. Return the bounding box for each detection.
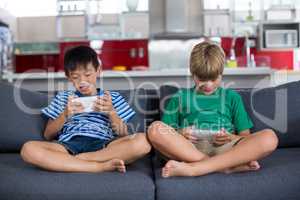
[250,54,256,68]
[226,49,237,68]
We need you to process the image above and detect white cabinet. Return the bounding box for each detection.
[203,0,232,36]
[204,10,232,36]
[56,15,86,39]
[120,12,149,38]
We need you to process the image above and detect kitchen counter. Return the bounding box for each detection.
[4,67,273,79]
[3,67,274,91]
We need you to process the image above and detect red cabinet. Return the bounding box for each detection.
[56,39,148,71]
[221,37,294,69]
[255,50,294,70]
[97,39,149,70]
[14,39,149,73]
[15,54,59,73]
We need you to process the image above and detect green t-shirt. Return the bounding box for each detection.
[161,87,253,134]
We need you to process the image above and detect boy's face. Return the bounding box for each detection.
[67,62,100,96]
[194,75,222,95]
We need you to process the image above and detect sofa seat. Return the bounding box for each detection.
[0,154,155,200]
[154,148,300,200]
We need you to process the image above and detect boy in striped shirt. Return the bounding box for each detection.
[21,46,151,173]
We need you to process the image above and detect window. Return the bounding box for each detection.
[1,0,57,17]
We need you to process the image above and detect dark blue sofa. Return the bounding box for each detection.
[0,81,300,200]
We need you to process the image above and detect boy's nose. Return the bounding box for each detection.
[79,81,90,86]
[203,81,213,88]
[79,76,89,82]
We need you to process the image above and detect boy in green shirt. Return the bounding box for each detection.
[148,41,278,177]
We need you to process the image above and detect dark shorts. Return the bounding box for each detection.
[57,136,111,155]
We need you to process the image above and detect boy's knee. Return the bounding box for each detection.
[260,129,278,153]
[147,121,165,142]
[21,141,34,161]
[131,134,152,154]
[20,141,43,163]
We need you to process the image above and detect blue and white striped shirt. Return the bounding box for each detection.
[41,89,136,142]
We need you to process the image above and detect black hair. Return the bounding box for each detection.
[64,45,100,76]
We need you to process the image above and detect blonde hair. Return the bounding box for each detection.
[190,41,225,81]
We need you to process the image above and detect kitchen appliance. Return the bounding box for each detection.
[149,0,203,39]
[259,22,300,49]
[265,29,298,48]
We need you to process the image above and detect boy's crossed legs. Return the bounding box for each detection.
[148,121,278,177]
[75,133,151,164]
[21,133,151,173]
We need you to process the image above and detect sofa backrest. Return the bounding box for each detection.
[115,89,147,134]
[0,82,148,152]
[0,82,48,152]
[159,82,300,148]
[2,80,299,152]
[238,81,300,148]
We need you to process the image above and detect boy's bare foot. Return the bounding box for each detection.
[222,161,260,174]
[162,160,261,177]
[162,160,195,178]
[96,159,126,173]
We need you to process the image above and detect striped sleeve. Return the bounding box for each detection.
[111,91,136,123]
[41,91,70,120]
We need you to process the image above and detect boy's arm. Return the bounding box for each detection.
[238,129,251,137]
[43,96,84,140]
[94,91,129,136]
[108,111,128,136]
[228,129,251,141]
[213,129,251,146]
[43,111,67,140]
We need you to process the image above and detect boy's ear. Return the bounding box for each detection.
[67,75,73,82]
[66,73,74,83]
[65,71,72,80]
[193,75,199,84]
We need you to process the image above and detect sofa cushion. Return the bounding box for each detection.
[0,82,48,152]
[237,81,300,148]
[159,85,179,119]
[0,153,155,200]
[153,148,300,200]
[144,89,161,127]
[160,82,300,148]
[116,89,147,134]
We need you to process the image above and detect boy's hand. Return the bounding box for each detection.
[213,128,239,146]
[180,127,199,144]
[93,91,115,115]
[66,96,84,118]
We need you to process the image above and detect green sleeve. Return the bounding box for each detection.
[161,93,180,129]
[231,92,253,134]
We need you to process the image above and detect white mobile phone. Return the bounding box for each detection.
[72,96,98,113]
[191,127,219,140]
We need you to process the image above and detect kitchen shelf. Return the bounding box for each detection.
[15,51,60,56]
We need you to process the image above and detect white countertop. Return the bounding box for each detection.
[3,67,273,81]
